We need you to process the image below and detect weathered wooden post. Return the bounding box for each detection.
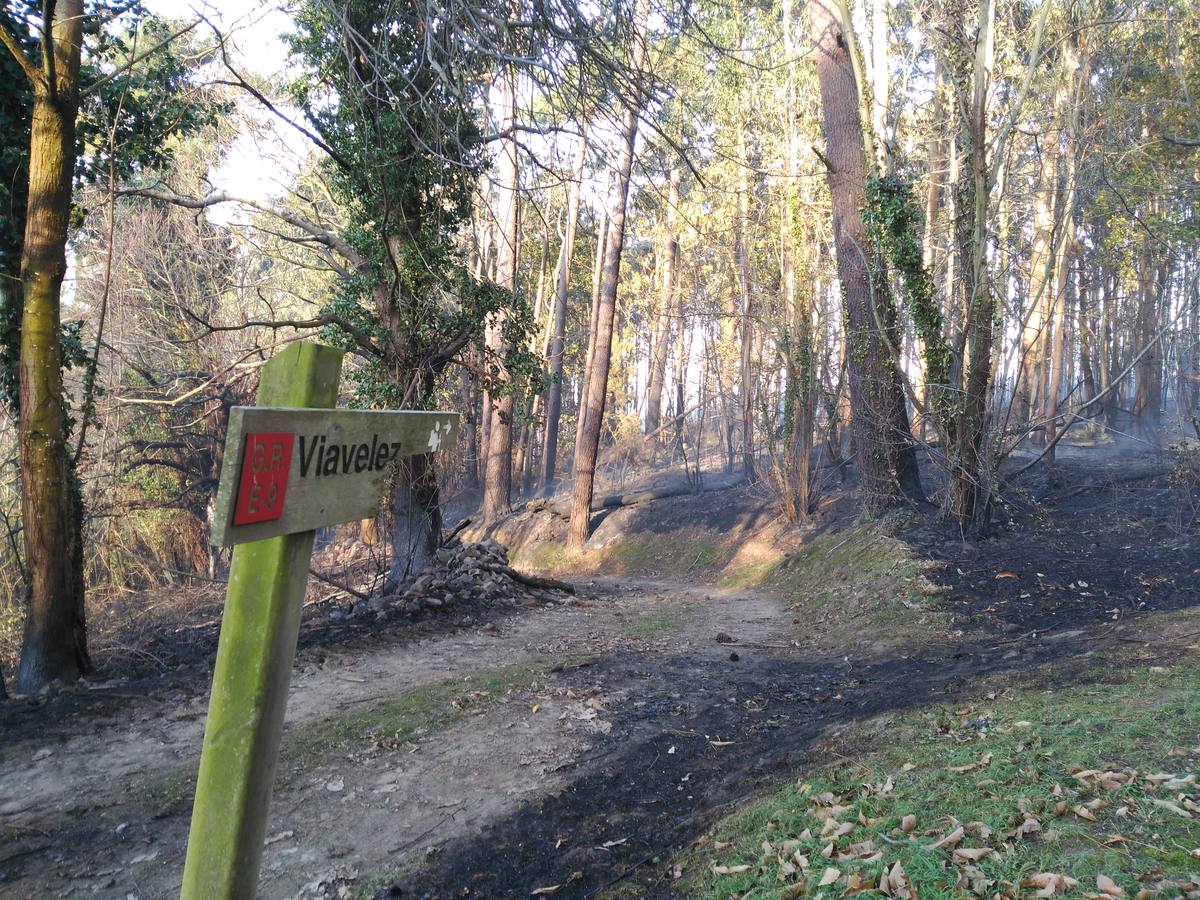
[181,341,457,899]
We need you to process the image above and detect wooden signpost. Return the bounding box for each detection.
[180,341,458,899]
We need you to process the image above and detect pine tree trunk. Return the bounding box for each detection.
[14,1,90,693]
[567,35,644,549]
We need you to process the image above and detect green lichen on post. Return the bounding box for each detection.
[180,341,343,900]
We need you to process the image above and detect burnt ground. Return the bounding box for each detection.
[384,445,1200,899]
[1,442,1198,899]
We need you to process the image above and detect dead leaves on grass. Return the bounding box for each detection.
[1022,872,1079,896]
[705,745,1200,899]
[948,752,993,773]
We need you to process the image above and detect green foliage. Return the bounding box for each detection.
[863,174,952,414]
[0,5,225,414]
[289,1,537,408]
[0,5,34,408]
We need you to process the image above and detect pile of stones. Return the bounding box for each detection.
[349,538,573,619]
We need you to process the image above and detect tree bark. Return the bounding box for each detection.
[542,134,586,495]
[806,0,915,514]
[573,181,609,463]
[12,0,90,693]
[481,71,519,522]
[389,452,442,582]
[946,0,997,528]
[567,30,644,550]
[645,166,680,439]
[736,120,756,479]
[462,362,480,490]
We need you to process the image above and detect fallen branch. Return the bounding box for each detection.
[502,566,576,594]
[530,473,747,518]
[307,567,371,601]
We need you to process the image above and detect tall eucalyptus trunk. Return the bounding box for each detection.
[541,135,586,494]
[481,70,519,522]
[645,166,680,439]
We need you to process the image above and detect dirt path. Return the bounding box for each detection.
[1,447,1196,900]
[0,578,786,899]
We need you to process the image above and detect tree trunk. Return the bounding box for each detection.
[736,122,756,479]
[542,135,586,495]
[672,296,689,461]
[462,363,480,490]
[645,166,680,439]
[481,71,519,522]
[806,0,915,514]
[946,0,997,528]
[574,194,609,460]
[567,32,644,550]
[14,0,90,693]
[389,451,442,581]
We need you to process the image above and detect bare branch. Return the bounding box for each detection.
[83,18,202,97]
[119,186,369,271]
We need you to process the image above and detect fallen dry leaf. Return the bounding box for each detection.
[1096,874,1125,897]
[530,886,560,896]
[1023,872,1079,896]
[949,752,993,773]
[882,860,909,897]
[952,846,993,863]
[932,825,965,849]
[709,864,751,875]
[1012,816,1041,839]
[966,820,993,841]
[1072,804,1097,822]
[1147,797,1193,818]
[818,866,842,886]
[900,814,917,833]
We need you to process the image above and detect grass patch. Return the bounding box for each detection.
[603,537,720,575]
[627,604,687,638]
[279,663,551,773]
[138,661,558,813]
[513,535,725,580]
[751,526,947,648]
[685,662,1200,898]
